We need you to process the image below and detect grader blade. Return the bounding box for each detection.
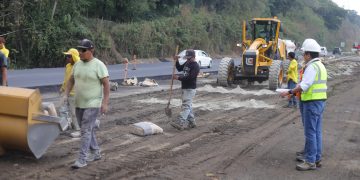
[0,87,66,159]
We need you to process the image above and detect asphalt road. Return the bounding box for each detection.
[7,59,221,88]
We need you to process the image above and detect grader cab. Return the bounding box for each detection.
[217,17,287,90]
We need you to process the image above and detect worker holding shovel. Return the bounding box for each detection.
[60,48,81,138]
[170,49,200,130]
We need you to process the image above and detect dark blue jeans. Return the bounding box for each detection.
[299,101,304,125]
[303,100,326,163]
[287,79,297,106]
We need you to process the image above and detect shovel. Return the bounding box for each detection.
[165,45,179,117]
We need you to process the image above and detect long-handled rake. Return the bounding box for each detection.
[165,45,179,117]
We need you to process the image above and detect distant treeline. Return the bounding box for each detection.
[0,0,359,68]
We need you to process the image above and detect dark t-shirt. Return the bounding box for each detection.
[175,60,200,89]
[0,52,8,86]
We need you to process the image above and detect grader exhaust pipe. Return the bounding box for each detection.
[0,87,68,159]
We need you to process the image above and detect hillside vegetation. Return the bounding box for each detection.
[1,0,360,68]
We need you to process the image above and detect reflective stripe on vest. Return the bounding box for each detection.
[301,60,327,101]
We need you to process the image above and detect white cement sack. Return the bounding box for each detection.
[139,78,159,87]
[129,121,163,136]
[110,81,119,91]
[122,77,138,86]
[42,102,58,117]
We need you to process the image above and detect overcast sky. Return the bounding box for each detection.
[332,0,360,14]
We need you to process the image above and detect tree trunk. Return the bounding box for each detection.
[51,0,58,21]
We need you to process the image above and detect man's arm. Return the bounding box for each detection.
[64,75,75,97]
[174,55,184,72]
[101,77,110,114]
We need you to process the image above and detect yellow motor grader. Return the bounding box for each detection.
[217,17,288,90]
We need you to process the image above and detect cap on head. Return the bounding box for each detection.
[63,48,79,57]
[77,39,94,49]
[185,49,195,59]
[301,38,321,53]
[63,48,80,62]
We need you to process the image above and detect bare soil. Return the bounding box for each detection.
[1,56,360,180]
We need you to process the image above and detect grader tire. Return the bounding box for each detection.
[268,60,283,90]
[282,59,290,82]
[217,58,234,87]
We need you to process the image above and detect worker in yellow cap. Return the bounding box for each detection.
[60,48,81,137]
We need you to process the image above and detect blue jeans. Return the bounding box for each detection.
[76,108,100,163]
[287,79,297,106]
[178,89,196,125]
[299,101,304,125]
[303,100,326,163]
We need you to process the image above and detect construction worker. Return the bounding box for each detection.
[0,37,9,58]
[281,38,327,171]
[284,52,298,108]
[171,49,200,130]
[0,37,10,69]
[0,52,8,86]
[60,48,81,138]
[64,39,110,169]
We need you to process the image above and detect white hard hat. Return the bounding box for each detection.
[301,38,321,53]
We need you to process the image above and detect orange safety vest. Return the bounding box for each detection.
[295,68,304,100]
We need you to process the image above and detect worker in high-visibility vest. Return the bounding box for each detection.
[281,38,327,171]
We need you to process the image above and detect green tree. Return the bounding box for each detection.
[315,3,346,30]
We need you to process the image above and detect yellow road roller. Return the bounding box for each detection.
[0,87,67,159]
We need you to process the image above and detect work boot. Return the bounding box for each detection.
[188,120,197,129]
[70,131,81,138]
[296,161,316,171]
[296,155,305,162]
[170,121,186,130]
[86,150,102,162]
[188,122,197,128]
[283,104,292,108]
[296,150,304,156]
[71,159,87,169]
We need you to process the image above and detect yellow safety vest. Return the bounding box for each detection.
[301,60,327,101]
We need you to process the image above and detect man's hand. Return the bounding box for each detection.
[173,55,179,61]
[280,91,290,98]
[173,75,179,80]
[59,88,64,96]
[101,103,108,114]
[60,95,68,105]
